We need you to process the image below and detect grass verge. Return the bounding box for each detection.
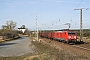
[24,41,65,60]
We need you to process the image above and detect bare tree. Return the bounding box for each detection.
[2,25,7,30]
[6,20,17,30]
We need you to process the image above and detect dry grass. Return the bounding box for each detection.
[0,56,26,60]
[24,41,65,60]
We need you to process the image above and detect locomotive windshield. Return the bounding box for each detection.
[68,32,75,34]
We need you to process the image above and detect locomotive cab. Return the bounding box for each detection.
[67,31,77,43]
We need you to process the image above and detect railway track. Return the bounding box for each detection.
[71,44,90,51]
[56,40,90,52]
[56,40,90,51]
[39,37,90,59]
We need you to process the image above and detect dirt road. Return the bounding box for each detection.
[0,36,35,57]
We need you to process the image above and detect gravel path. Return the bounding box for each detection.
[0,36,35,57]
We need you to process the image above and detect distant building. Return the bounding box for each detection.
[18,28,26,33]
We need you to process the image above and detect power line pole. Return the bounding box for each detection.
[74,8,89,42]
[36,13,38,41]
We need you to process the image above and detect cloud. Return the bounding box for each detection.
[27,2,38,4]
[5,3,14,6]
[0,1,38,8]
[0,3,16,8]
[55,0,68,3]
[42,0,54,2]
[56,0,66,3]
[6,3,16,8]
[55,0,84,4]
[43,0,52,1]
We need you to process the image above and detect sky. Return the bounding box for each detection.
[0,0,90,30]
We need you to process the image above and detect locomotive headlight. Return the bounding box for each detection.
[68,36,71,39]
[74,36,76,39]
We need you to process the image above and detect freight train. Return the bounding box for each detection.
[39,29,77,44]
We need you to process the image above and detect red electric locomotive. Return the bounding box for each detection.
[52,31,77,43]
[39,30,77,43]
